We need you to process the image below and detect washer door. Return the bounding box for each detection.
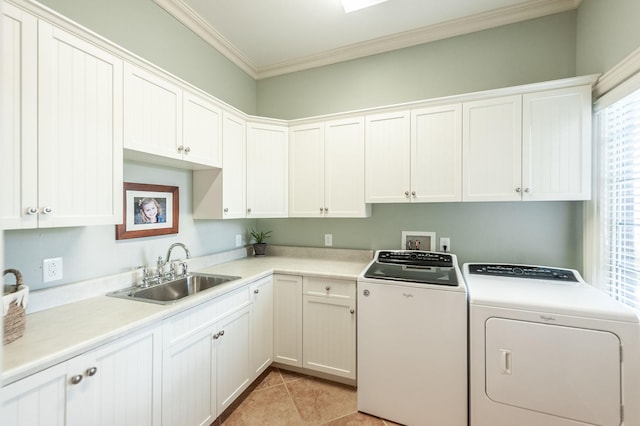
[486,318,621,426]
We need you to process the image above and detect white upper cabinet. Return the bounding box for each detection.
[123,63,222,169]
[123,62,182,160]
[289,122,324,217]
[183,90,223,168]
[365,111,411,203]
[289,117,370,218]
[2,8,123,230]
[522,86,592,200]
[1,4,37,230]
[246,121,289,218]
[411,104,463,202]
[462,95,523,202]
[324,117,370,217]
[192,111,246,220]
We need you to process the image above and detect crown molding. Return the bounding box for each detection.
[154,0,581,80]
[593,45,640,99]
[153,0,258,79]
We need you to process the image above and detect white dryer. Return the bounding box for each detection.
[464,263,640,426]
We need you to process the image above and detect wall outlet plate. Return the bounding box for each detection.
[439,237,451,252]
[235,234,243,247]
[43,257,63,282]
[324,234,333,246]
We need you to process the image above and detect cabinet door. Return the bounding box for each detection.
[302,295,356,379]
[411,104,462,202]
[123,62,182,160]
[162,327,216,426]
[365,111,411,203]
[251,276,274,377]
[522,86,592,201]
[1,4,37,230]
[66,326,162,426]
[289,123,324,217]
[215,305,252,414]
[222,112,247,218]
[325,117,370,217]
[182,90,222,168]
[38,21,123,227]
[463,95,522,202]
[246,122,288,217]
[1,362,68,426]
[273,274,303,367]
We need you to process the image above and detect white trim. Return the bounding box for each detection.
[153,0,580,79]
[593,45,640,101]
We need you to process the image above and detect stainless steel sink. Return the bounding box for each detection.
[107,273,241,304]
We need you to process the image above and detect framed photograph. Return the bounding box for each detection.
[401,231,436,251]
[115,183,179,240]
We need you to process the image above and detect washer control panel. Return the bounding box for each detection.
[377,250,453,267]
[467,264,579,282]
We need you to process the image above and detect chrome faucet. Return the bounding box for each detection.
[157,243,191,280]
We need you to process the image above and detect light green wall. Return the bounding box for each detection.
[576,0,640,76]
[261,202,583,269]
[4,162,255,291]
[257,12,577,119]
[37,0,257,113]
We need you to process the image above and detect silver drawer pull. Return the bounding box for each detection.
[86,367,98,377]
[70,374,83,385]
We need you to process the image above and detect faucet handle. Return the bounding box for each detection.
[179,262,188,277]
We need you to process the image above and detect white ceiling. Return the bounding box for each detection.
[153,0,581,79]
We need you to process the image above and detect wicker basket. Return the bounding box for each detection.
[3,302,26,345]
[3,268,27,345]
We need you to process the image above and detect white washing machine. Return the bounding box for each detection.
[464,263,640,426]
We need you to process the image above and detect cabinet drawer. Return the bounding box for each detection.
[303,277,355,299]
[163,286,250,347]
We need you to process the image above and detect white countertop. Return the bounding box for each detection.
[2,247,371,385]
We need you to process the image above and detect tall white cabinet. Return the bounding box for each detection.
[289,117,370,217]
[2,7,123,230]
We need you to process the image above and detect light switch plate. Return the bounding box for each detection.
[324,234,333,246]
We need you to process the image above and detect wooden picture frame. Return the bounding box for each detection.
[115,182,179,240]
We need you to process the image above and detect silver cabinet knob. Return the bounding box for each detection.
[404,191,410,196]
[70,374,83,385]
[524,187,531,193]
[85,367,97,377]
[324,207,328,212]
[363,289,370,297]
[219,330,225,337]
[350,309,355,314]
[177,145,184,152]
[325,285,331,291]
[224,208,229,213]
[515,187,522,193]
[26,207,38,215]
[247,208,252,214]
[213,332,221,340]
[184,146,191,154]
[411,191,416,197]
[42,206,53,214]
[254,289,259,294]
[320,207,324,213]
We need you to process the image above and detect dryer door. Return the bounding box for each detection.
[486,318,621,426]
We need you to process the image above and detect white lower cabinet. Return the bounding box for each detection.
[161,283,262,425]
[273,274,303,367]
[1,325,162,426]
[302,277,356,380]
[274,274,356,380]
[251,276,274,377]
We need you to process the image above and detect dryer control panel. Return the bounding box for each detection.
[467,264,579,282]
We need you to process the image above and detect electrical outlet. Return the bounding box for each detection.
[235,234,242,247]
[43,257,63,282]
[439,237,451,252]
[324,234,333,246]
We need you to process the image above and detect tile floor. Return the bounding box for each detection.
[214,367,401,425]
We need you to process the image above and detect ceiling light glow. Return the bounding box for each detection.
[341,0,389,13]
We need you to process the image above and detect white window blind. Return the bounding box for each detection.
[602,87,640,310]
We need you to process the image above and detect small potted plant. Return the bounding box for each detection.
[250,228,272,256]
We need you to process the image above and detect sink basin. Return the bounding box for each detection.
[107,273,241,304]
